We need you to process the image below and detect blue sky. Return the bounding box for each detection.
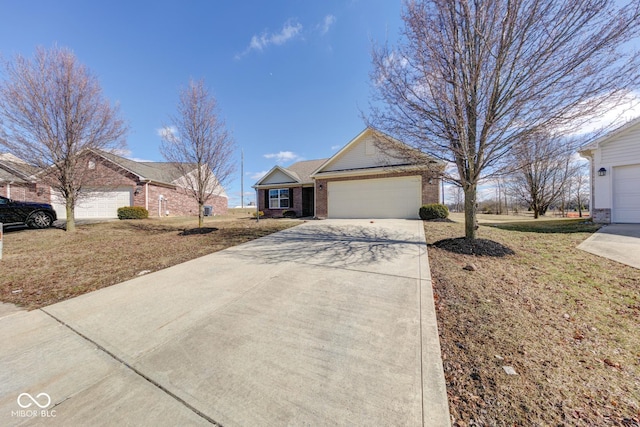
[0,0,404,206]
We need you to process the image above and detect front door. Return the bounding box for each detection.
[302,187,314,217]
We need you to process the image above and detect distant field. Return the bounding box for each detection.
[449,211,591,224]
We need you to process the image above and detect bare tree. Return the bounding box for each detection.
[160,79,235,228]
[0,46,128,232]
[369,0,640,239]
[508,132,576,218]
[448,184,464,212]
[571,165,590,218]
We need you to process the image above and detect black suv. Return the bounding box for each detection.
[0,195,57,228]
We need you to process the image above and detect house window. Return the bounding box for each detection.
[269,189,289,209]
[88,160,96,170]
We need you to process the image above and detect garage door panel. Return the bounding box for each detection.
[613,164,640,223]
[52,189,132,219]
[328,176,421,219]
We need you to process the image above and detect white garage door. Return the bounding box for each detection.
[328,176,422,219]
[613,164,640,223]
[53,189,132,219]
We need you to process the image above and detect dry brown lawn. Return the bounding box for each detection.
[0,216,298,310]
[426,218,640,426]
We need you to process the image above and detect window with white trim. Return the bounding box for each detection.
[269,189,289,209]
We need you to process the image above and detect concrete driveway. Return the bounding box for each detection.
[0,219,449,426]
[578,223,640,269]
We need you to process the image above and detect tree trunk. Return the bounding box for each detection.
[463,185,478,240]
[65,200,75,232]
[198,203,204,228]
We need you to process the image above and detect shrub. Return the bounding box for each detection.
[419,203,449,220]
[252,211,265,218]
[282,210,297,218]
[117,206,149,219]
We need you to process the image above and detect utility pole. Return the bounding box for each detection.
[241,149,244,209]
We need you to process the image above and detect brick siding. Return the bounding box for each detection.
[592,208,611,224]
[148,184,227,217]
[257,187,301,218]
[0,183,51,203]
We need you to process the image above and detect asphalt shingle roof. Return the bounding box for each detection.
[96,150,195,185]
[0,154,37,182]
[284,159,328,184]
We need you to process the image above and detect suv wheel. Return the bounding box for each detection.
[28,211,53,229]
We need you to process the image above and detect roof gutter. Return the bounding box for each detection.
[310,164,431,179]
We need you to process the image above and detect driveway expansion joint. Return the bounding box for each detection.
[39,308,222,427]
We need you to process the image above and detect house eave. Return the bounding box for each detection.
[254,165,301,187]
[145,180,176,189]
[311,164,434,179]
[578,148,594,160]
[253,181,313,190]
[578,115,640,153]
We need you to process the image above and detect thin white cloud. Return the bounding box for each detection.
[318,15,336,35]
[264,151,302,163]
[157,126,178,140]
[237,20,303,58]
[250,170,269,180]
[570,92,640,136]
[108,148,132,157]
[330,145,341,150]
[106,148,155,162]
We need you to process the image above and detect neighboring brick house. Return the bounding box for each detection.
[0,153,50,204]
[254,128,444,219]
[1,150,228,219]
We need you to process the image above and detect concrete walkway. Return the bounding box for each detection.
[0,219,450,426]
[578,223,640,270]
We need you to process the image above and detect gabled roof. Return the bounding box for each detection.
[94,150,228,197]
[579,115,640,154]
[254,158,328,187]
[311,127,442,177]
[92,150,198,186]
[0,153,38,183]
[254,128,443,187]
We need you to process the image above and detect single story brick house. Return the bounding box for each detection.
[253,128,444,219]
[0,153,50,204]
[579,116,640,224]
[0,150,228,219]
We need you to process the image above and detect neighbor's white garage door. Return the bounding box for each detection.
[613,164,640,223]
[53,189,132,219]
[328,176,422,219]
